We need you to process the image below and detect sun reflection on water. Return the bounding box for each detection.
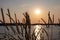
[34,25,42,40]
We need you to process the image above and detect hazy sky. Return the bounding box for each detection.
[0,0,60,23]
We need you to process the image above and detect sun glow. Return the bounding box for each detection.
[35,9,41,14]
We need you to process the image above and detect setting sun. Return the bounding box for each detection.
[35,9,41,14]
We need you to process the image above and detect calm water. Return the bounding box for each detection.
[0,25,60,40]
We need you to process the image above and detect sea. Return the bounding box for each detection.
[0,25,60,40]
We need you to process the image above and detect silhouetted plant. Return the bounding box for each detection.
[14,13,20,34]
[7,9,16,34]
[0,8,9,30]
[23,12,31,40]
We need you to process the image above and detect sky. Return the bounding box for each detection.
[0,0,60,23]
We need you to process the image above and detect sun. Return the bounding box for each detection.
[35,9,41,14]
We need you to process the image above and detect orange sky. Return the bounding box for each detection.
[0,0,60,23]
